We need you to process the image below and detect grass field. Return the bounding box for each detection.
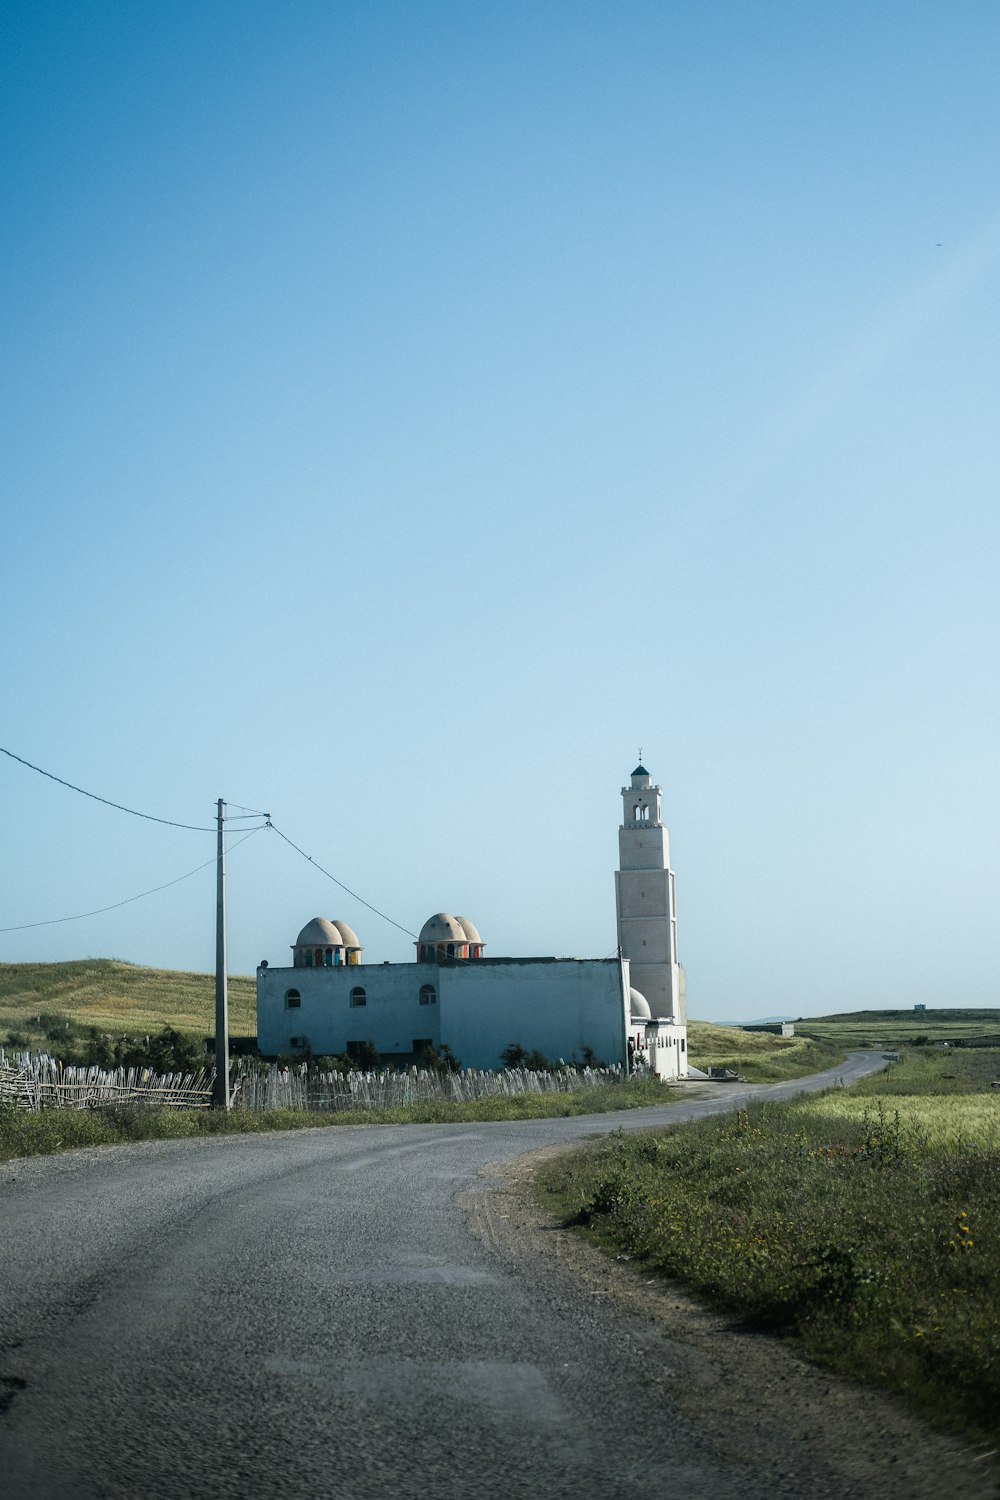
[0,959,256,1051]
[686,1020,840,1081]
[0,1074,686,1161]
[796,1007,1000,1049]
[538,1046,1000,1444]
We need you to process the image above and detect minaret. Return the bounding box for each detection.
[615,763,684,1022]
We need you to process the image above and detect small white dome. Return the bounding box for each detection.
[294,917,344,948]
[454,915,482,944]
[629,987,651,1020]
[331,919,361,949]
[419,913,468,944]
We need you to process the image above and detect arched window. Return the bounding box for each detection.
[419,984,437,1006]
[446,943,455,958]
[285,989,301,1009]
[304,951,314,967]
[323,947,333,967]
[350,987,367,1008]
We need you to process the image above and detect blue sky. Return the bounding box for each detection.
[2,1,998,1021]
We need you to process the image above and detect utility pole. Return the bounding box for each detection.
[213,797,230,1109]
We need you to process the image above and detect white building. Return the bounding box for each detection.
[256,765,688,1078]
[615,763,686,1025]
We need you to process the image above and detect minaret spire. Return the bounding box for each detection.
[614,763,683,1024]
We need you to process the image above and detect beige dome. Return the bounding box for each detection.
[331,919,361,949]
[294,918,344,948]
[454,916,482,944]
[629,988,651,1020]
[418,913,467,944]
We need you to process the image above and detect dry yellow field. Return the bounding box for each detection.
[0,959,257,1041]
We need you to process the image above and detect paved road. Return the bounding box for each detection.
[0,1053,944,1499]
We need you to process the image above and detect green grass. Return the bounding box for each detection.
[0,959,256,1052]
[796,1007,1000,1050]
[0,1075,684,1161]
[538,1047,1000,1446]
[687,1019,841,1081]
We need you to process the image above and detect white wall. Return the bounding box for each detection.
[256,957,630,1070]
[438,959,628,1070]
[645,1019,688,1080]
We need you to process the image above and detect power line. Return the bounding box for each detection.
[0,745,271,833]
[267,822,420,941]
[266,823,485,965]
[268,822,491,960]
[0,743,455,958]
[0,826,265,933]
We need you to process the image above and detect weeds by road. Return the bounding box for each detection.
[538,1047,1000,1446]
[0,1075,689,1161]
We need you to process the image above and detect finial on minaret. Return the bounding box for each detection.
[638,745,643,763]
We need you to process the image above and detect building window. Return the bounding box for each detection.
[419,984,437,1006]
[285,989,301,1009]
[350,987,367,1007]
[412,1038,433,1058]
[304,951,314,967]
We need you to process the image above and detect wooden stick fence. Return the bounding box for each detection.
[230,1062,625,1112]
[1,1049,625,1113]
[0,1052,212,1110]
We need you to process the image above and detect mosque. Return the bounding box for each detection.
[256,764,688,1078]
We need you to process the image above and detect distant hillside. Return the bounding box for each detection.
[686,1019,839,1081]
[0,959,257,1048]
[796,1008,1000,1048]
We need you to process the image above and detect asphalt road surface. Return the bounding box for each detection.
[0,1053,978,1500]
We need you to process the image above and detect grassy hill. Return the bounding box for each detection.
[796,1007,1000,1049]
[687,1019,839,1081]
[0,959,257,1051]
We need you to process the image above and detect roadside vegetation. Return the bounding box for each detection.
[538,1046,1000,1445]
[0,1004,844,1162]
[0,1074,682,1161]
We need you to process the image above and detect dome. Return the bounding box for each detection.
[294,917,345,948]
[629,987,651,1020]
[454,915,482,944]
[418,913,468,944]
[331,919,361,949]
